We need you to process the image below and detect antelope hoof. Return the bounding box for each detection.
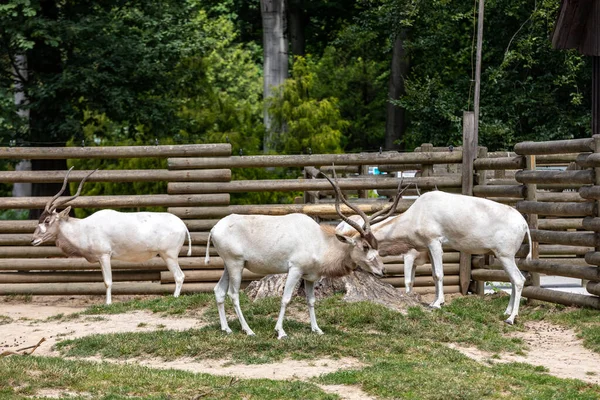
[222,328,233,335]
[428,302,443,309]
[312,328,324,335]
[277,332,288,340]
[504,318,515,325]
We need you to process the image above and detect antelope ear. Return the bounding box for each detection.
[336,234,356,246]
[58,206,72,219]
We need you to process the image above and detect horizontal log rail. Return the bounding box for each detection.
[518,244,593,257]
[530,229,599,247]
[383,264,460,276]
[0,232,211,246]
[0,144,231,159]
[169,175,462,194]
[0,271,160,284]
[515,170,594,185]
[537,218,583,230]
[472,185,525,198]
[161,269,263,283]
[521,286,600,309]
[516,200,595,217]
[471,269,532,284]
[381,275,460,287]
[514,138,594,155]
[473,156,525,170]
[536,192,587,202]
[0,257,224,271]
[0,282,224,296]
[169,201,416,219]
[0,219,220,234]
[168,151,463,169]
[586,281,600,297]
[0,246,216,258]
[0,169,231,183]
[582,217,600,231]
[584,251,600,265]
[576,153,600,168]
[579,186,600,200]
[518,259,600,281]
[0,194,230,209]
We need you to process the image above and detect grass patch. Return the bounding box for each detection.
[0,315,12,325]
[0,356,335,399]
[10,292,598,399]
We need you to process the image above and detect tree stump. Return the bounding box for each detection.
[245,271,422,313]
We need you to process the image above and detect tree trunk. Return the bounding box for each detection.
[385,31,409,151]
[246,271,422,312]
[287,0,306,57]
[261,0,288,152]
[26,0,70,220]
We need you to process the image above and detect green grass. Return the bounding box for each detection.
[1,292,600,399]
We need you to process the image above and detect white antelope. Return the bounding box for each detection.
[205,172,398,339]
[31,167,191,305]
[338,189,531,324]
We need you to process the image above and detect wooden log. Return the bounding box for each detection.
[383,264,460,276]
[579,185,600,200]
[516,244,593,257]
[516,200,595,217]
[161,269,263,283]
[169,201,416,219]
[168,175,461,194]
[0,220,37,233]
[381,252,460,264]
[0,246,216,258]
[381,275,460,287]
[576,152,600,168]
[0,282,226,296]
[316,165,360,174]
[521,286,600,309]
[376,164,423,172]
[515,170,594,185]
[0,194,230,209]
[585,251,600,265]
[0,257,224,271]
[518,259,600,281]
[0,169,231,183]
[514,138,594,155]
[473,156,525,170]
[586,281,600,296]
[536,192,587,202]
[183,219,219,231]
[582,216,600,231]
[530,229,598,247]
[471,269,532,284]
[0,271,160,284]
[486,178,519,186]
[168,151,463,169]
[0,144,231,159]
[536,153,581,164]
[487,258,592,270]
[472,185,525,198]
[411,285,461,295]
[537,218,583,230]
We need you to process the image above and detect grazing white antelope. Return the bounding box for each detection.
[31,167,191,305]
[205,172,398,339]
[338,188,531,324]
[336,215,428,294]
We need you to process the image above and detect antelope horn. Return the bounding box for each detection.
[319,169,368,238]
[368,179,412,226]
[44,167,75,213]
[49,168,98,212]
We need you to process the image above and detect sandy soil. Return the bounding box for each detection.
[447,320,600,385]
[1,295,599,399]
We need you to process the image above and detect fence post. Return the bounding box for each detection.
[471,145,487,295]
[460,111,476,294]
[525,155,540,289]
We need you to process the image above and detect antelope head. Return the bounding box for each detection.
[320,167,407,277]
[31,167,97,246]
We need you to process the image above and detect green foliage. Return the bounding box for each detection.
[267,56,349,154]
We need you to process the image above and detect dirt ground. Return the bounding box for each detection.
[1,294,599,399]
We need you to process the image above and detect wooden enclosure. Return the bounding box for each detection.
[0,136,599,311]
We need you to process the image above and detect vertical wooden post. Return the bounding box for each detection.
[460,111,476,295]
[471,145,487,296]
[525,155,540,288]
[359,164,369,199]
[421,143,434,178]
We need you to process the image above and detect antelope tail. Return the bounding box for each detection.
[525,225,532,261]
[205,231,212,264]
[186,228,192,257]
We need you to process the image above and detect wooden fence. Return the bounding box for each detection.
[0,137,599,310]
